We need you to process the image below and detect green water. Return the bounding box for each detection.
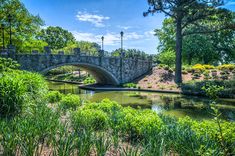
[48,81,235,121]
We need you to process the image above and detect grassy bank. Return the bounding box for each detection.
[0,58,234,155]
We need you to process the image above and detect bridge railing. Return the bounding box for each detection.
[0,46,153,62]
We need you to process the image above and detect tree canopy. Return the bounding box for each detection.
[155,15,235,65]
[0,0,44,50]
[37,26,76,50]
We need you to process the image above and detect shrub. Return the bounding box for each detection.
[20,71,48,99]
[72,109,109,130]
[123,83,137,88]
[163,65,169,70]
[60,94,80,110]
[83,76,96,84]
[192,73,201,79]
[0,73,26,117]
[185,67,193,73]
[46,91,63,103]
[0,57,20,72]
[182,70,188,75]
[217,64,235,71]
[192,64,205,73]
[182,80,235,98]
[203,64,215,69]
[168,68,174,73]
[118,108,163,139]
[179,117,235,153]
[203,70,210,80]
[83,99,122,116]
[0,71,48,117]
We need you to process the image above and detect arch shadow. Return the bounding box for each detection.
[41,63,120,85]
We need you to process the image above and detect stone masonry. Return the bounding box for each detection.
[0,47,152,85]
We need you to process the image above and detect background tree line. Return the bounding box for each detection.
[0,0,148,57]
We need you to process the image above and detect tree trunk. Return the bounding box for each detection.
[175,18,183,84]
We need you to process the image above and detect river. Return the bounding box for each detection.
[48,81,235,121]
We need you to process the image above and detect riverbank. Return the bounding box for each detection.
[79,84,181,94]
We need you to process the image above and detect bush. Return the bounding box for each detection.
[0,71,48,117]
[118,108,163,139]
[217,64,235,71]
[72,109,109,131]
[203,64,215,69]
[123,83,137,88]
[0,57,20,72]
[192,64,205,73]
[182,70,188,74]
[182,80,235,98]
[83,76,96,84]
[46,91,63,103]
[0,73,26,117]
[60,94,80,110]
[20,71,48,99]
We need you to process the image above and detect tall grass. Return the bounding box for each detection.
[0,61,234,155]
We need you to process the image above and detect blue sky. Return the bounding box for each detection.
[22,0,235,54]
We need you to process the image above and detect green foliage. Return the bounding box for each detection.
[83,76,96,84]
[0,73,26,117]
[61,41,101,55]
[0,0,44,50]
[0,70,47,117]
[18,39,48,53]
[37,26,75,50]
[46,91,63,103]
[217,64,235,71]
[157,48,175,67]
[192,64,206,73]
[0,57,20,72]
[182,80,235,98]
[72,109,109,131]
[123,83,137,88]
[60,93,80,110]
[0,104,60,156]
[202,83,224,99]
[111,48,148,58]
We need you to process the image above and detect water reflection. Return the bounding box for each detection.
[47,81,235,121]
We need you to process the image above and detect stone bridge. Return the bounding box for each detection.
[0,47,152,85]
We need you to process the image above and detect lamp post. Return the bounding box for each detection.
[120,31,124,57]
[1,24,5,49]
[8,14,12,46]
[101,36,104,51]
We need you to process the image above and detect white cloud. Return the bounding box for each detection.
[117,25,132,30]
[144,30,155,38]
[72,31,144,46]
[76,11,110,27]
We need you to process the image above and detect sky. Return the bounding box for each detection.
[21,0,235,54]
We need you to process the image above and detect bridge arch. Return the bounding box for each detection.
[41,63,120,85]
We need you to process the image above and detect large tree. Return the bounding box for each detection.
[155,15,235,65]
[60,41,101,55]
[144,0,234,83]
[37,26,75,50]
[111,48,148,58]
[0,0,44,50]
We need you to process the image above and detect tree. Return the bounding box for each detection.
[155,15,235,65]
[111,48,148,58]
[37,26,75,50]
[61,41,101,55]
[0,0,44,50]
[157,48,176,66]
[144,0,234,83]
[18,39,48,53]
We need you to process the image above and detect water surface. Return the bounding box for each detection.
[48,81,235,121]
